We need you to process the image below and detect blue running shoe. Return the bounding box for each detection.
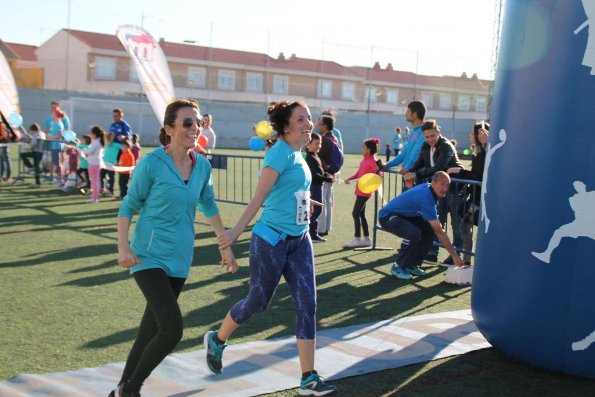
[407,266,427,276]
[204,331,226,374]
[390,263,412,280]
[299,371,337,396]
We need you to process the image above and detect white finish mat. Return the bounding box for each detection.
[0,310,490,396]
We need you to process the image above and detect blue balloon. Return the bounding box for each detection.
[63,130,76,142]
[8,112,23,127]
[248,136,265,151]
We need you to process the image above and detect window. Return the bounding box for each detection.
[458,95,470,111]
[94,57,116,80]
[475,96,487,112]
[386,89,399,104]
[365,86,380,103]
[187,67,206,88]
[342,83,355,100]
[421,92,434,108]
[246,73,263,92]
[273,75,288,94]
[129,61,139,82]
[218,70,235,90]
[439,93,451,110]
[318,80,332,98]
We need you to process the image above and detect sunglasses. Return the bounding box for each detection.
[172,117,205,128]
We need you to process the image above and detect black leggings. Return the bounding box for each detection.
[352,195,370,237]
[120,269,186,392]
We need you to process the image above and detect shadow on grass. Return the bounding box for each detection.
[326,348,595,397]
[1,243,116,268]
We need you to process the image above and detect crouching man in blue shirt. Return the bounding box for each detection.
[378,171,464,280]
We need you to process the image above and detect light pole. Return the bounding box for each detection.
[365,86,382,139]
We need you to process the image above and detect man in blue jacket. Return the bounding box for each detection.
[384,100,426,180]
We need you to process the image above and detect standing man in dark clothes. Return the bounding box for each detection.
[316,115,340,236]
[305,133,334,242]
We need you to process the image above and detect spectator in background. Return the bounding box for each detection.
[20,123,45,187]
[385,143,391,162]
[201,114,216,153]
[316,114,341,237]
[77,135,91,193]
[44,100,70,132]
[101,132,121,196]
[83,126,105,204]
[393,127,402,156]
[117,139,136,199]
[0,122,11,181]
[131,132,141,161]
[448,121,489,266]
[344,138,383,248]
[321,109,343,150]
[110,108,133,143]
[305,133,334,243]
[384,101,427,189]
[45,108,65,184]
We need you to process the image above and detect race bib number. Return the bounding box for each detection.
[295,190,310,225]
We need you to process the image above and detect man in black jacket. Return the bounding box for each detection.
[404,120,464,264]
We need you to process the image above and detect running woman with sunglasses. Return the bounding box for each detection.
[204,100,337,396]
[110,99,237,397]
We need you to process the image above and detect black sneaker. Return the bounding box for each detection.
[311,234,327,243]
[299,371,337,396]
[204,331,226,374]
[425,253,438,263]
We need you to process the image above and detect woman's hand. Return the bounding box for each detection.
[217,227,242,250]
[344,179,351,184]
[118,245,141,268]
[219,247,238,273]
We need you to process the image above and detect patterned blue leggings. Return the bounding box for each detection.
[230,233,317,339]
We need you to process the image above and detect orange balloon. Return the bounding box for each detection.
[197,135,208,147]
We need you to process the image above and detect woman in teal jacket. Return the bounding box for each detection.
[111,99,237,397]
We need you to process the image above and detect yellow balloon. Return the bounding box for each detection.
[357,173,382,194]
[255,120,273,139]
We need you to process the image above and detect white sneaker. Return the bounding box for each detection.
[344,237,371,248]
[86,199,99,204]
[360,236,372,247]
[343,237,362,248]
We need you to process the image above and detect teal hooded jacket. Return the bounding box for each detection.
[118,146,219,278]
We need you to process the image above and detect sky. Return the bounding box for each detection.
[2,0,501,79]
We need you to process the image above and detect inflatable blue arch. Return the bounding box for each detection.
[472,0,595,378]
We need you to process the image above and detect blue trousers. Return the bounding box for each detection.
[230,233,317,339]
[379,215,435,269]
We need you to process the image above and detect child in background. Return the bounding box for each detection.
[117,139,136,199]
[100,132,121,196]
[83,126,105,204]
[385,143,391,162]
[304,133,334,242]
[131,132,141,161]
[77,135,91,194]
[343,138,383,248]
[62,141,79,192]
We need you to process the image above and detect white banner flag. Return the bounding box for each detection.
[117,25,175,123]
[0,48,19,116]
